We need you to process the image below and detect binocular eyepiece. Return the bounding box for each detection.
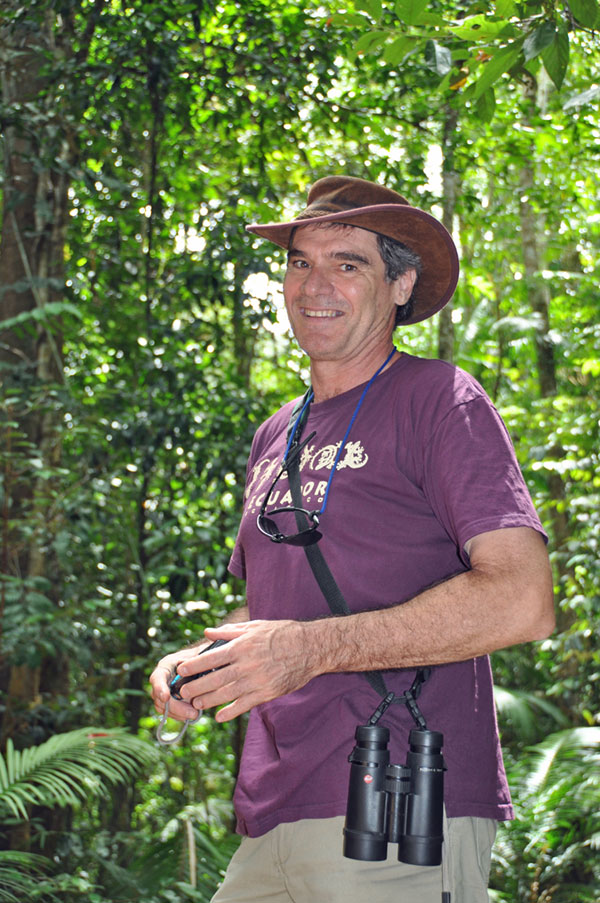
[343,724,445,866]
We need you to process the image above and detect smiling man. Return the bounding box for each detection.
[284,225,416,392]
[150,177,555,903]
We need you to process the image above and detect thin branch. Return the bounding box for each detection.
[8,211,66,386]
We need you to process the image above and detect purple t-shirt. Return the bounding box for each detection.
[228,353,545,838]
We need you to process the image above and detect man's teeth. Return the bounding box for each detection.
[301,308,342,318]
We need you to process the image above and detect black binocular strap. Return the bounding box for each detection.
[288,458,388,696]
[284,442,391,701]
[284,395,431,717]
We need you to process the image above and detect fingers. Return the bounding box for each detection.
[160,696,199,722]
[176,622,310,721]
[149,659,198,722]
[153,620,317,723]
[177,663,241,711]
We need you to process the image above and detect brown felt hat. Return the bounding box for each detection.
[246,176,459,325]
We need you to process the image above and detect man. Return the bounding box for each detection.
[150,177,555,903]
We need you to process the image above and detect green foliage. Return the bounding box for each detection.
[1,0,599,900]
[0,729,156,901]
[88,820,241,903]
[0,851,53,903]
[491,728,600,901]
[329,0,600,117]
[494,686,570,744]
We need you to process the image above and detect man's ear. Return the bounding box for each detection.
[393,268,418,307]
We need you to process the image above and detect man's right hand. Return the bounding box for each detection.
[149,646,209,723]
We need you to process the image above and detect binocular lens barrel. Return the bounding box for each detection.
[343,725,390,861]
[398,729,444,866]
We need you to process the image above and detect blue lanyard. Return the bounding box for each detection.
[284,347,396,515]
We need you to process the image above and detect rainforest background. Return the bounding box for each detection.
[1,1,599,900]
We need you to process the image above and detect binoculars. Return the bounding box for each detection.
[344,723,445,866]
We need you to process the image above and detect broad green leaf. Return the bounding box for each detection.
[413,11,446,27]
[383,35,417,64]
[353,30,389,56]
[475,86,496,122]
[394,0,428,26]
[568,0,599,27]
[424,39,452,76]
[495,0,517,15]
[542,28,569,89]
[523,21,556,62]
[327,12,370,28]
[356,0,383,20]
[449,14,511,41]
[473,42,523,99]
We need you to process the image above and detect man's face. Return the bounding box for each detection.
[283,223,415,370]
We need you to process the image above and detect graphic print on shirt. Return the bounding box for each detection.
[243,439,369,517]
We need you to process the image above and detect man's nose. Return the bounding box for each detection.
[302,265,331,295]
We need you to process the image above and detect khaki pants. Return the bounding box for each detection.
[211,814,497,903]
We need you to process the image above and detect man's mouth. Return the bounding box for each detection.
[299,307,343,319]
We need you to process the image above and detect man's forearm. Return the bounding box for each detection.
[302,527,555,677]
[174,528,554,723]
[226,604,250,624]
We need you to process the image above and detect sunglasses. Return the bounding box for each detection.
[256,430,323,546]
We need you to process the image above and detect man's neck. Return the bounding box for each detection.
[310,348,398,403]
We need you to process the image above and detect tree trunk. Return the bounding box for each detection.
[518,72,570,631]
[0,10,71,746]
[437,104,459,363]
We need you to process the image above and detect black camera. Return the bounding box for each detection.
[169,639,229,700]
[343,723,445,866]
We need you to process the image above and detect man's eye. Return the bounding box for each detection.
[289,259,308,268]
[341,263,356,272]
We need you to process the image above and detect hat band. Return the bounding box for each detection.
[296,198,365,219]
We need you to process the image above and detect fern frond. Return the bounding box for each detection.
[0,851,51,903]
[0,728,155,820]
[525,726,600,794]
[494,686,570,739]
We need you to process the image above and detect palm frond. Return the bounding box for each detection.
[0,728,156,819]
[524,726,600,794]
[0,851,52,903]
[494,686,570,739]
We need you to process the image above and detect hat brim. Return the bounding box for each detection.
[246,204,459,325]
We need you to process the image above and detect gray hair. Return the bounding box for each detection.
[375,234,422,326]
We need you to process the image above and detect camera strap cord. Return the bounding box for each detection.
[156,675,203,746]
[285,397,432,727]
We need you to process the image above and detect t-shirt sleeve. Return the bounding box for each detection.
[228,438,259,581]
[421,394,546,561]
[229,535,246,579]
[226,399,300,582]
